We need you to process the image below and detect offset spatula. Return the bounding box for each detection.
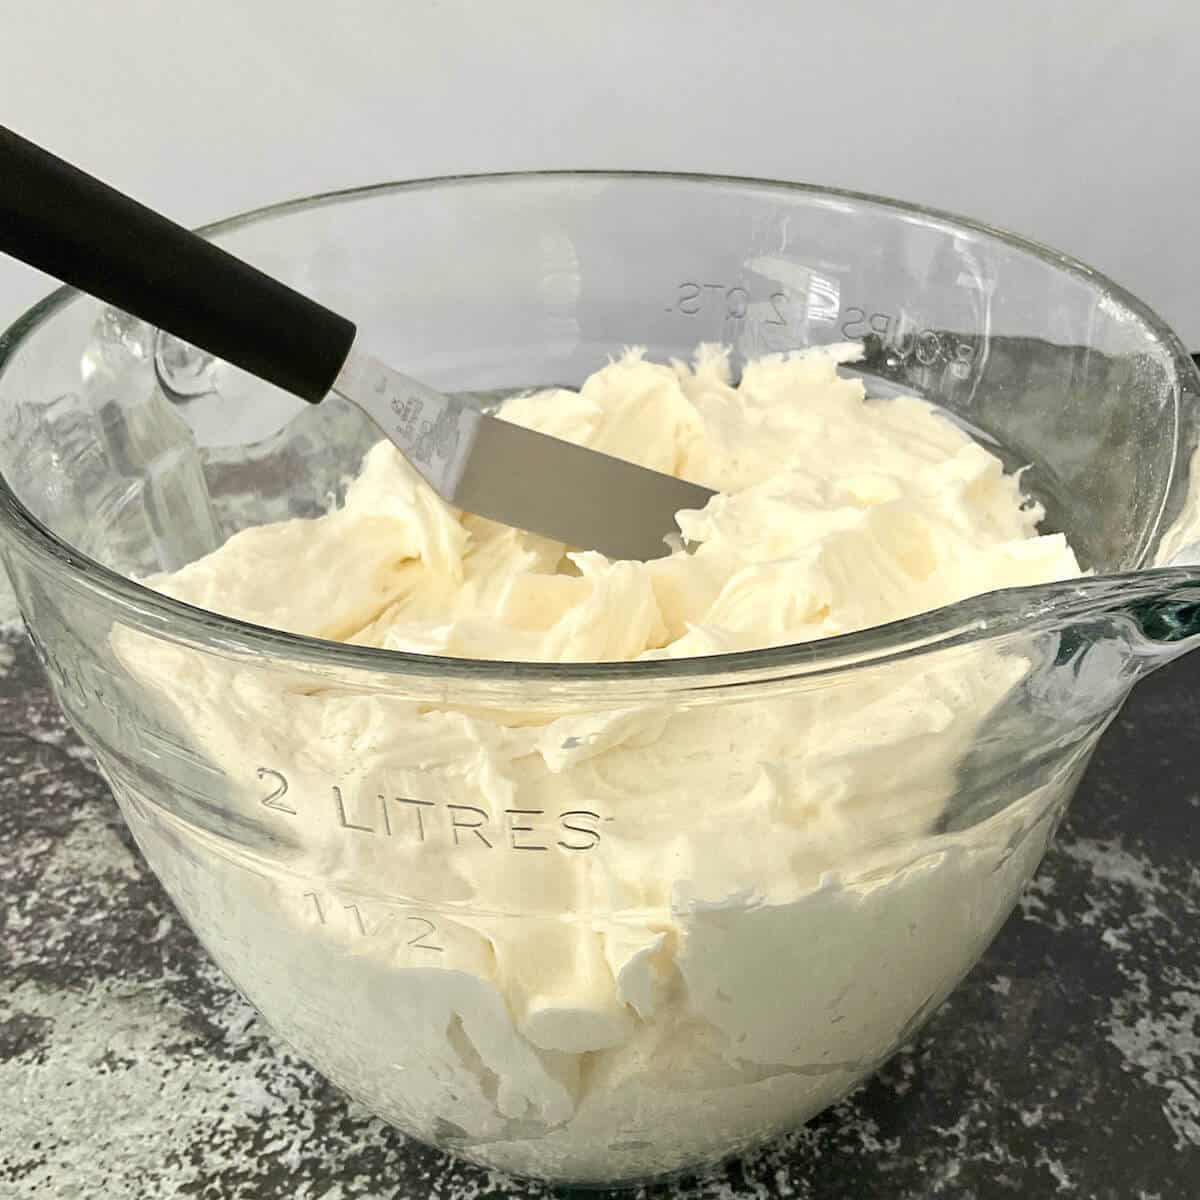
[0,126,714,560]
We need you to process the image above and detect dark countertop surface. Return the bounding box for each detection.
[1,622,1198,1199]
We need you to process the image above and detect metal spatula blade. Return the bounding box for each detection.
[0,124,716,560]
[335,349,714,560]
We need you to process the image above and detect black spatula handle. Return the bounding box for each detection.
[0,125,355,403]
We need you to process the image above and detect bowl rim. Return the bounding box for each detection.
[2,169,1198,690]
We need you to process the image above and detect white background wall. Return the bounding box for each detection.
[1,0,1197,346]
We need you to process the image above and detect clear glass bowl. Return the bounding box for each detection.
[2,174,1199,1187]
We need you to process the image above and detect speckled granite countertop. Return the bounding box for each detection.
[1,621,1198,1199]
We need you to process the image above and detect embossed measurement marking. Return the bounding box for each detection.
[26,628,137,738]
[256,767,295,814]
[665,281,788,325]
[302,891,444,952]
[662,280,981,379]
[258,768,607,853]
[838,307,978,376]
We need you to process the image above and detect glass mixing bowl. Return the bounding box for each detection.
[2,175,1199,1186]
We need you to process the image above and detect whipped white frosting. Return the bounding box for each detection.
[112,346,1084,1181]
[154,344,1079,661]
